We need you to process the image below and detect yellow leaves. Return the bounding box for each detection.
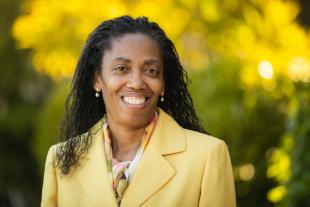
[264,0,299,27]
[13,0,129,80]
[236,25,256,47]
[240,60,276,91]
[178,0,197,10]
[266,148,290,203]
[288,57,310,82]
[266,134,294,203]
[12,0,196,80]
[200,0,221,23]
[240,64,260,89]
[33,48,76,79]
[103,1,128,19]
[232,0,310,88]
[11,0,310,86]
[177,28,209,70]
[243,5,264,33]
[12,0,60,49]
[130,2,191,40]
[61,0,84,16]
[250,0,299,27]
[267,135,293,182]
[279,24,309,56]
[267,148,291,182]
[12,16,34,48]
[130,1,162,19]
[61,0,127,19]
[169,8,191,37]
[267,185,287,203]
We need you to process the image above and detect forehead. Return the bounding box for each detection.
[103,33,162,62]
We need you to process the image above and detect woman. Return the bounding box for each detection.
[41,16,236,207]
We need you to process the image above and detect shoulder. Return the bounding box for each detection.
[157,108,228,156]
[183,129,229,158]
[44,130,90,168]
[47,119,101,160]
[184,129,226,149]
[45,144,57,164]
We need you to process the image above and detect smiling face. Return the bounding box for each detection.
[94,33,164,129]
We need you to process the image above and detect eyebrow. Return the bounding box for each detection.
[112,57,161,64]
[144,59,160,65]
[112,57,131,63]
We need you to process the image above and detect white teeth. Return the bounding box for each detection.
[123,96,146,105]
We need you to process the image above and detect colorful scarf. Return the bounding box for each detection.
[102,112,157,205]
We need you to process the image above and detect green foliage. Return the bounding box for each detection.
[189,58,286,207]
[286,83,310,207]
[33,80,69,170]
[0,0,51,206]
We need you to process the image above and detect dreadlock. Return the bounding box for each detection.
[56,15,207,175]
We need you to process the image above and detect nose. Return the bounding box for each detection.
[127,71,145,90]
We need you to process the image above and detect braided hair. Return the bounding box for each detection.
[56,15,206,175]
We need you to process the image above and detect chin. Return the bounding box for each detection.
[120,108,155,126]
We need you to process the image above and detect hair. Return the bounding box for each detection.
[56,15,207,175]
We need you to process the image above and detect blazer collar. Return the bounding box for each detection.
[148,108,186,155]
[75,108,186,207]
[121,108,186,206]
[75,118,118,207]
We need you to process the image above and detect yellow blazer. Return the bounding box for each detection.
[41,109,236,207]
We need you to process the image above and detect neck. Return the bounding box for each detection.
[107,118,146,161]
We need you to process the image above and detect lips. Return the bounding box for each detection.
[123,96,147,105]
[121,94,150,108]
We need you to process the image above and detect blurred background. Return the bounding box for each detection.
[1,0,310,206]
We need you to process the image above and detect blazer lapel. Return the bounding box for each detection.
[121,109,186,207]
[75,119,118,207]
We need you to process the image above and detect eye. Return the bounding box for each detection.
[113,65,127,72]
[145,67,160,76]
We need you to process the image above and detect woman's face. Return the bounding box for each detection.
[94,33,164,128]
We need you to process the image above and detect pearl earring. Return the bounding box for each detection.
[95,88,100,98]
[160,92,164,102]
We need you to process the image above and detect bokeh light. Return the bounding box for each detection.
[238,163,255,181]
[288,56,310,82]
[258,60,274,80]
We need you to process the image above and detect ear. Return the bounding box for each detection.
[93,70,103,91]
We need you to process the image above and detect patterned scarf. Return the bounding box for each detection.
[102,112,157,205]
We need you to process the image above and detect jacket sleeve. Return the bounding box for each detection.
[41,145,58,207]
[199,140,236,207]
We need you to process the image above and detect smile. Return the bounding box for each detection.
[123,96,146,104]
[121,96,150,107]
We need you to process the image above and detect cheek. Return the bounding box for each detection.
[151,80,164,95]
[101,75,124,94]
